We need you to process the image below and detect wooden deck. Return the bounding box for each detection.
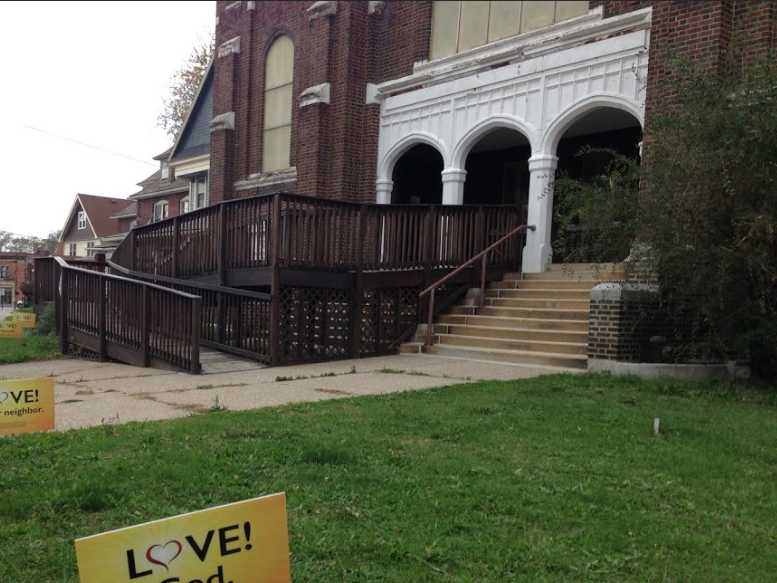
[37,193,528,371]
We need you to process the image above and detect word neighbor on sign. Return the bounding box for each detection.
[0,377,55,435]
[75,493,291,583]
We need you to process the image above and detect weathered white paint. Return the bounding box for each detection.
[374,7,650,271]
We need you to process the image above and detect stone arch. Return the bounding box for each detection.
[451,115,538,169]
[377,132,448,181]
[540,93,644,156]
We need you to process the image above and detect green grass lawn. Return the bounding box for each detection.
[0,334,60,364]
[1,374,777,582]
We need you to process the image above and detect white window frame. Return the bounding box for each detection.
[153,200,169,223]
[180,197,191,215]
[190,173,209,210]
[0,266,8,279]
[86,241,95,257]
[77,211,86,230]
[68,243,77,256]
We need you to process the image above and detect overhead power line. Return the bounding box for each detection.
[22,124,157,167]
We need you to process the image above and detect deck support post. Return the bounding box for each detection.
[269,194,282,366]
[218,204,227,285]
[58,268,68,355]
[172,216,180,277]
[191,297,201,373]
[141,286,150,367]
[98,278,106,361]
[351,206,367,358]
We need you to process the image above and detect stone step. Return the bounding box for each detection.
[550,262,624,272]
[511,269,625,282]
[484,297,590,310]
[510,279,599,290]
[487,288,591,300]
[400,342,423,354]
[426,344,587,370]
[454,305,589,320]
[439,313,589,332]
[436,333,587,355]
[440,323,588,344]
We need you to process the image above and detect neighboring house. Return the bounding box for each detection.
[168,64,213,215]
[0,252,32,306]
[130,149,190,225]
[130,66,214,227]
[58,194,134,257]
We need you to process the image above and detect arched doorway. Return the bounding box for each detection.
[463,127,531,211]
[391,144,444,204]
[552,106,642,263]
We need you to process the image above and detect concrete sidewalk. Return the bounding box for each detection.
[0,354,577,431]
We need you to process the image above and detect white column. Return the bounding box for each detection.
[523,154,558,272]
[375,178,393,204]
[441,168,466,205]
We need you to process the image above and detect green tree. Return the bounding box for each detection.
[640,57,777,378]
[157,38,214,140]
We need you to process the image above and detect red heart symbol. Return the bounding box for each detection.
[146,540,182,570]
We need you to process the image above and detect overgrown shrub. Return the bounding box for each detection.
[553,148,640,263]
[36,303,56,336]
[640,57,777,379]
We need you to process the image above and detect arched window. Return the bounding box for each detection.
[263,35,294,172]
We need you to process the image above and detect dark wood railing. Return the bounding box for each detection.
[112,193,525,278]
[34,256,201,373]
[109,261,272,364]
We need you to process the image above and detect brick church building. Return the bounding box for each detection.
[205,0,777,272]
[41,1,777,373]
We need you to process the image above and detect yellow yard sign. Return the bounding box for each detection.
[75,493,291,583]
[0,378,55,435]
[0,324,22,338]
[10,312,36,328]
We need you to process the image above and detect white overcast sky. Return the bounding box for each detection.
[0,1,215,237]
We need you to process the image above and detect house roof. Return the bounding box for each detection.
[110,201,137,220]
[170,63,213,163]
[60,194,131,241]
[129,168,189,200]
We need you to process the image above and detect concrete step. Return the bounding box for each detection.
[440,323,588,344]
[487,288,591,300]
[484,297,590,310]
[436,333,587,355]
[439,313,589,332]
[426,344,588,370]
[455,305,589,320]
[550,262,624,272]
[400,342,423,354]
[509,279,599,290]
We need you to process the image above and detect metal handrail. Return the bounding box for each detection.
[419,222,535,349]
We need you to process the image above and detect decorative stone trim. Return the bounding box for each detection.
[365,83,382,105]
[367,1,385,15]
[210,112,235,133]
[299,82,331,108]
[218,36,241,58]
[588,359,750,381]
[234,167,298,192]
[224,1,241,10]
[307,1,337,21]
[246,1,256,10]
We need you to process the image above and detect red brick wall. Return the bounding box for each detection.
[135,192,189,226]
[211,0,777,206]
[0,257,31,302]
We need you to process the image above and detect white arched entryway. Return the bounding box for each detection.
[373,7,650,270]
[375,132,449,204]
[523,94,645,271]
